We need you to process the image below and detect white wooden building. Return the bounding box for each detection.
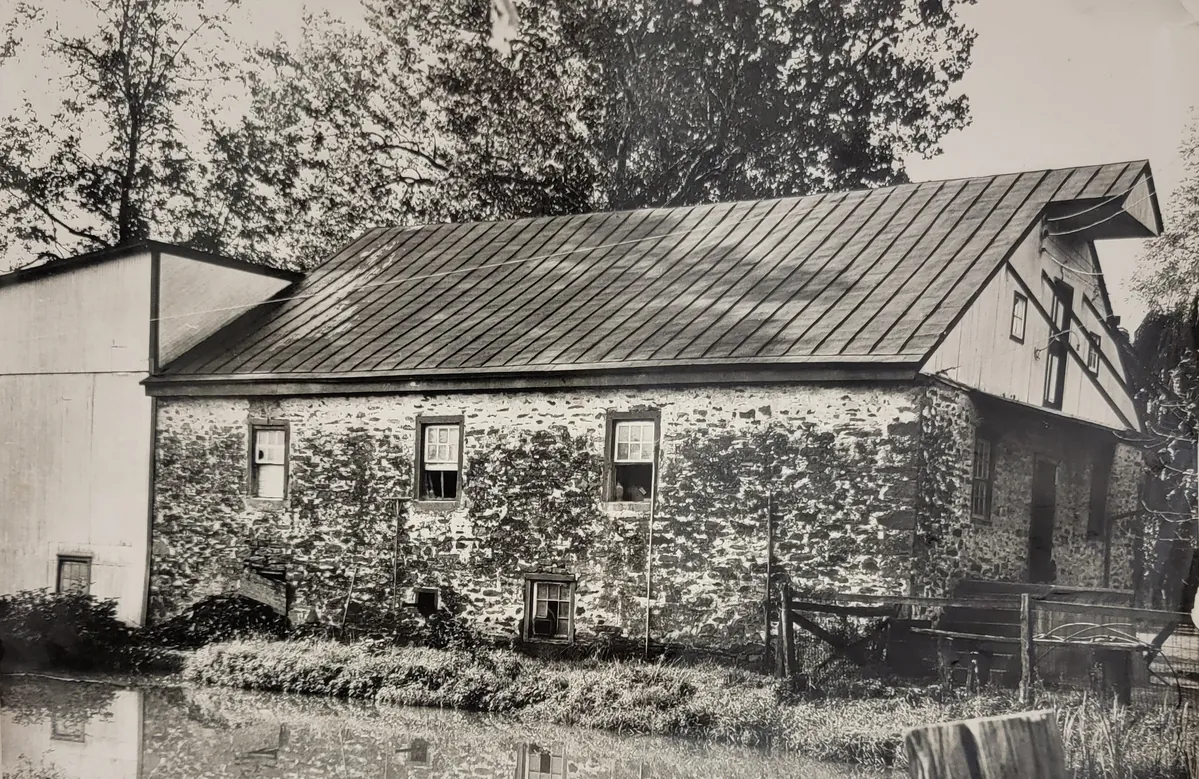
[0,242,295,623]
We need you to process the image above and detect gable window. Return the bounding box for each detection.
[970,437,995,520]
[1010,292,1027,343]
[1086,330,1102,375]
[251,424,288,499]
[608,416,658,502]
[418,417,462,500]
[1043,279,1074,410]
[56,555,91,595]
[523,576,574,641]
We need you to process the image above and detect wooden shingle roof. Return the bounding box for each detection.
[158,161,1151,386]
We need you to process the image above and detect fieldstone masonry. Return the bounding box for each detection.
[149,378,1143,651]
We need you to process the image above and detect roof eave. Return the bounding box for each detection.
[143,358,922,397]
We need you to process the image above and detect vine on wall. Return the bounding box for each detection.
[464,426,605,578]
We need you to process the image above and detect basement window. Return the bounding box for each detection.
[970,437,994,521]
[524,577,574,642]
[250,424,288,499]
[1010,292,1027,343]
[609,418,657,502]
[418,419,462,500]
[56,556,91,595]
[414,587,440,617]
[407,738,430,765]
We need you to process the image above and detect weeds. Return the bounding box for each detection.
[185,638,1198,776]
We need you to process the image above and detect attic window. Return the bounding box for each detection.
[1086,331,1102,375]
[608,417,657,502]
[1010,292,1027,343]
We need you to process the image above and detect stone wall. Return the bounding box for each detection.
[150,384,924,652]
[149,379,1143,651]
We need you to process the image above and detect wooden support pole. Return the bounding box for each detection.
[1019,593,1036,703]
[905,710,1067,778]
[781,582,796,681]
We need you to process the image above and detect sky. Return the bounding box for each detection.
[4,0,1199,328]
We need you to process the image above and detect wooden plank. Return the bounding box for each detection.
[790,609,870,665]
[904,710,1067,779]
[791,599,900,618]
[1019,594,1035,703]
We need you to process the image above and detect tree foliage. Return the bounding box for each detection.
[0,0,248,266]
[1134,118,1199,312]
[235,0,977,264]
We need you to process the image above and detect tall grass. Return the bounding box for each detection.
[186,638,1197,776]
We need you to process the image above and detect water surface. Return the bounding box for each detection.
[1,676,887,778]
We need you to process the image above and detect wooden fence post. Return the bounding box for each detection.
[1019,593,1036,703]
[905,710,1067,778]
[780,583,796,681]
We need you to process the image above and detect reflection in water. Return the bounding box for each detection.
[0,676,886,778]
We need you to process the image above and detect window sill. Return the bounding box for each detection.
[523,635,574,645]
[411,499,461,514]
[246,497,289,510]
[601,501,653,514]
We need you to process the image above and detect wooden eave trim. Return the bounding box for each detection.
[0,239,299,289]
[1004,264,1137,431]
[142,361,920,397]
[926,374,1134,437]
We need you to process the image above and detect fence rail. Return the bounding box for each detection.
[779,586,1198,704]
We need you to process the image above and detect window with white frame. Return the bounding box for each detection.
[525,578,574,641]
[251,425,288,499]
[419,422,461,500]
[610,419,656,502]
[522,745,567,779]
[970,437,994,520]
[1010,292,1027,343]
[56,556,91,595]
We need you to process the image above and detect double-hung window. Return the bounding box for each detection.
[56,555,91,595]
[524,577,574,641]
[609,418,657,502]
[251,425,288,499]
[418,419,462,500]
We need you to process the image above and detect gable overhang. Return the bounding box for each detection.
[0,240,300,290]
[142,356,922,397]
[1043,165,1163,241]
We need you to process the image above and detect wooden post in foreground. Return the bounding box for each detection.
[780,582,796,681]
[905,709,1066,779]
[1019,593,1036,703]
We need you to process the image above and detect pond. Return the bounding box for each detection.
[0,675,889,778]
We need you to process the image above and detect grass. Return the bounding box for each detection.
[185,638,1198,775]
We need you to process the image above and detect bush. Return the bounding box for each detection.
[141,594,290,649]
[0,589,160,671]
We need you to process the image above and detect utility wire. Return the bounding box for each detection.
[1043,173,1151,223]
[1045,190,1157,237]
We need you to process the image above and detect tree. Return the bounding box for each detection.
[235,0,976,263]
[1134,116,1199,312]
[0,0,246,267]
[1130,119,1199,614]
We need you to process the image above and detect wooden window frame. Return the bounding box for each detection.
[970,436,995,521]
[1010,291,1028,343]
[414,414,464,504]
[1043,279,1074,410]
[603,409,661,503]
[248,420,290,501]
[55,555,92,595]
[521,573,576,644]
[1085,330,1102,375]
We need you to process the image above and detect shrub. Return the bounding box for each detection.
[141,594,290,649]
[0,589,159,671]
